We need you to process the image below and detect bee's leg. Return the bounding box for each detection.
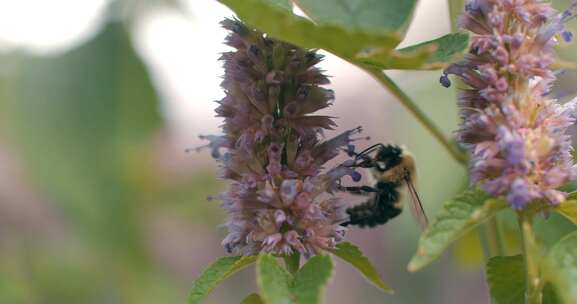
[338,185,377,196]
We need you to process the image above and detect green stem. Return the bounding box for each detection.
[519,213,542,304]
[283,252,300,274]
[448,0,465,32]
[477,227,491,262]
[361,66,467,164]
[487,216,505,256]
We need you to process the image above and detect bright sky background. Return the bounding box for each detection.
[0,0,450,147]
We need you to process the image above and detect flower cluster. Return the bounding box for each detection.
[443,0,577,209]
[201,19,362,256]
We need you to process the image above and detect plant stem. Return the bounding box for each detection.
[361,66,467,164]
[486,216,505,256]
[448,0,466,32]
[519,213,542,304]
[477,227,491,262]
[283,252,300,274]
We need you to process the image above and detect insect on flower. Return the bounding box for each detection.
[339,144,428,229]
[198,18,369,257]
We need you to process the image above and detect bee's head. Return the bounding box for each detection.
[361,144,415,184]
[374,145,403,172]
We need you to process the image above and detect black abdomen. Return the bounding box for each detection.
[342,181,402,228]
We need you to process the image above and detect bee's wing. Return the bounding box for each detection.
[405,177,428,230]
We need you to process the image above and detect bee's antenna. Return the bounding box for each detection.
[354,143,385,160]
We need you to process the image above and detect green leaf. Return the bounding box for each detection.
[408,188,507,271]
[543,283,562,304]
[220,0,467,70]
[257,254,335,304]
[292,255,334,304]
[358,32,469,70]
[485,255,563,303]
[241,293,265,304]
[398,32,469,68]
[293,0,418,34]
[0,21,161,258]
[486,255,525,304]
[188,256,257,304]
[328,242,393,293]
[257,254,294,304]
[270,0,292,10]
[219,0,401,59]
[546,231,577,304]
[555,200,577,226]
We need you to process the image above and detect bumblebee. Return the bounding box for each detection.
[339,144,428,229]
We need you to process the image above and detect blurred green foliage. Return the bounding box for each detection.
[0,19,171,303]
[547,232,577,303]
[2,21,160,258]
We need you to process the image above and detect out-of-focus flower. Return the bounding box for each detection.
[443,0,577,209]
[200,19,361,256]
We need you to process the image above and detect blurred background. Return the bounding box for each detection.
[0,0,576,303]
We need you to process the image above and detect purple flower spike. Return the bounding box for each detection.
[496,127,525,166]
[203,19,362,256]
[449,1,577,209]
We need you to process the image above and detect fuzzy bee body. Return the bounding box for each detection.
[340,144,428,229]
[342,181,402,228]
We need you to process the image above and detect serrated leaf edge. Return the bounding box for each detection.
[328,242,393,294]
[188,255,257,304]
[408,193,506,272]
